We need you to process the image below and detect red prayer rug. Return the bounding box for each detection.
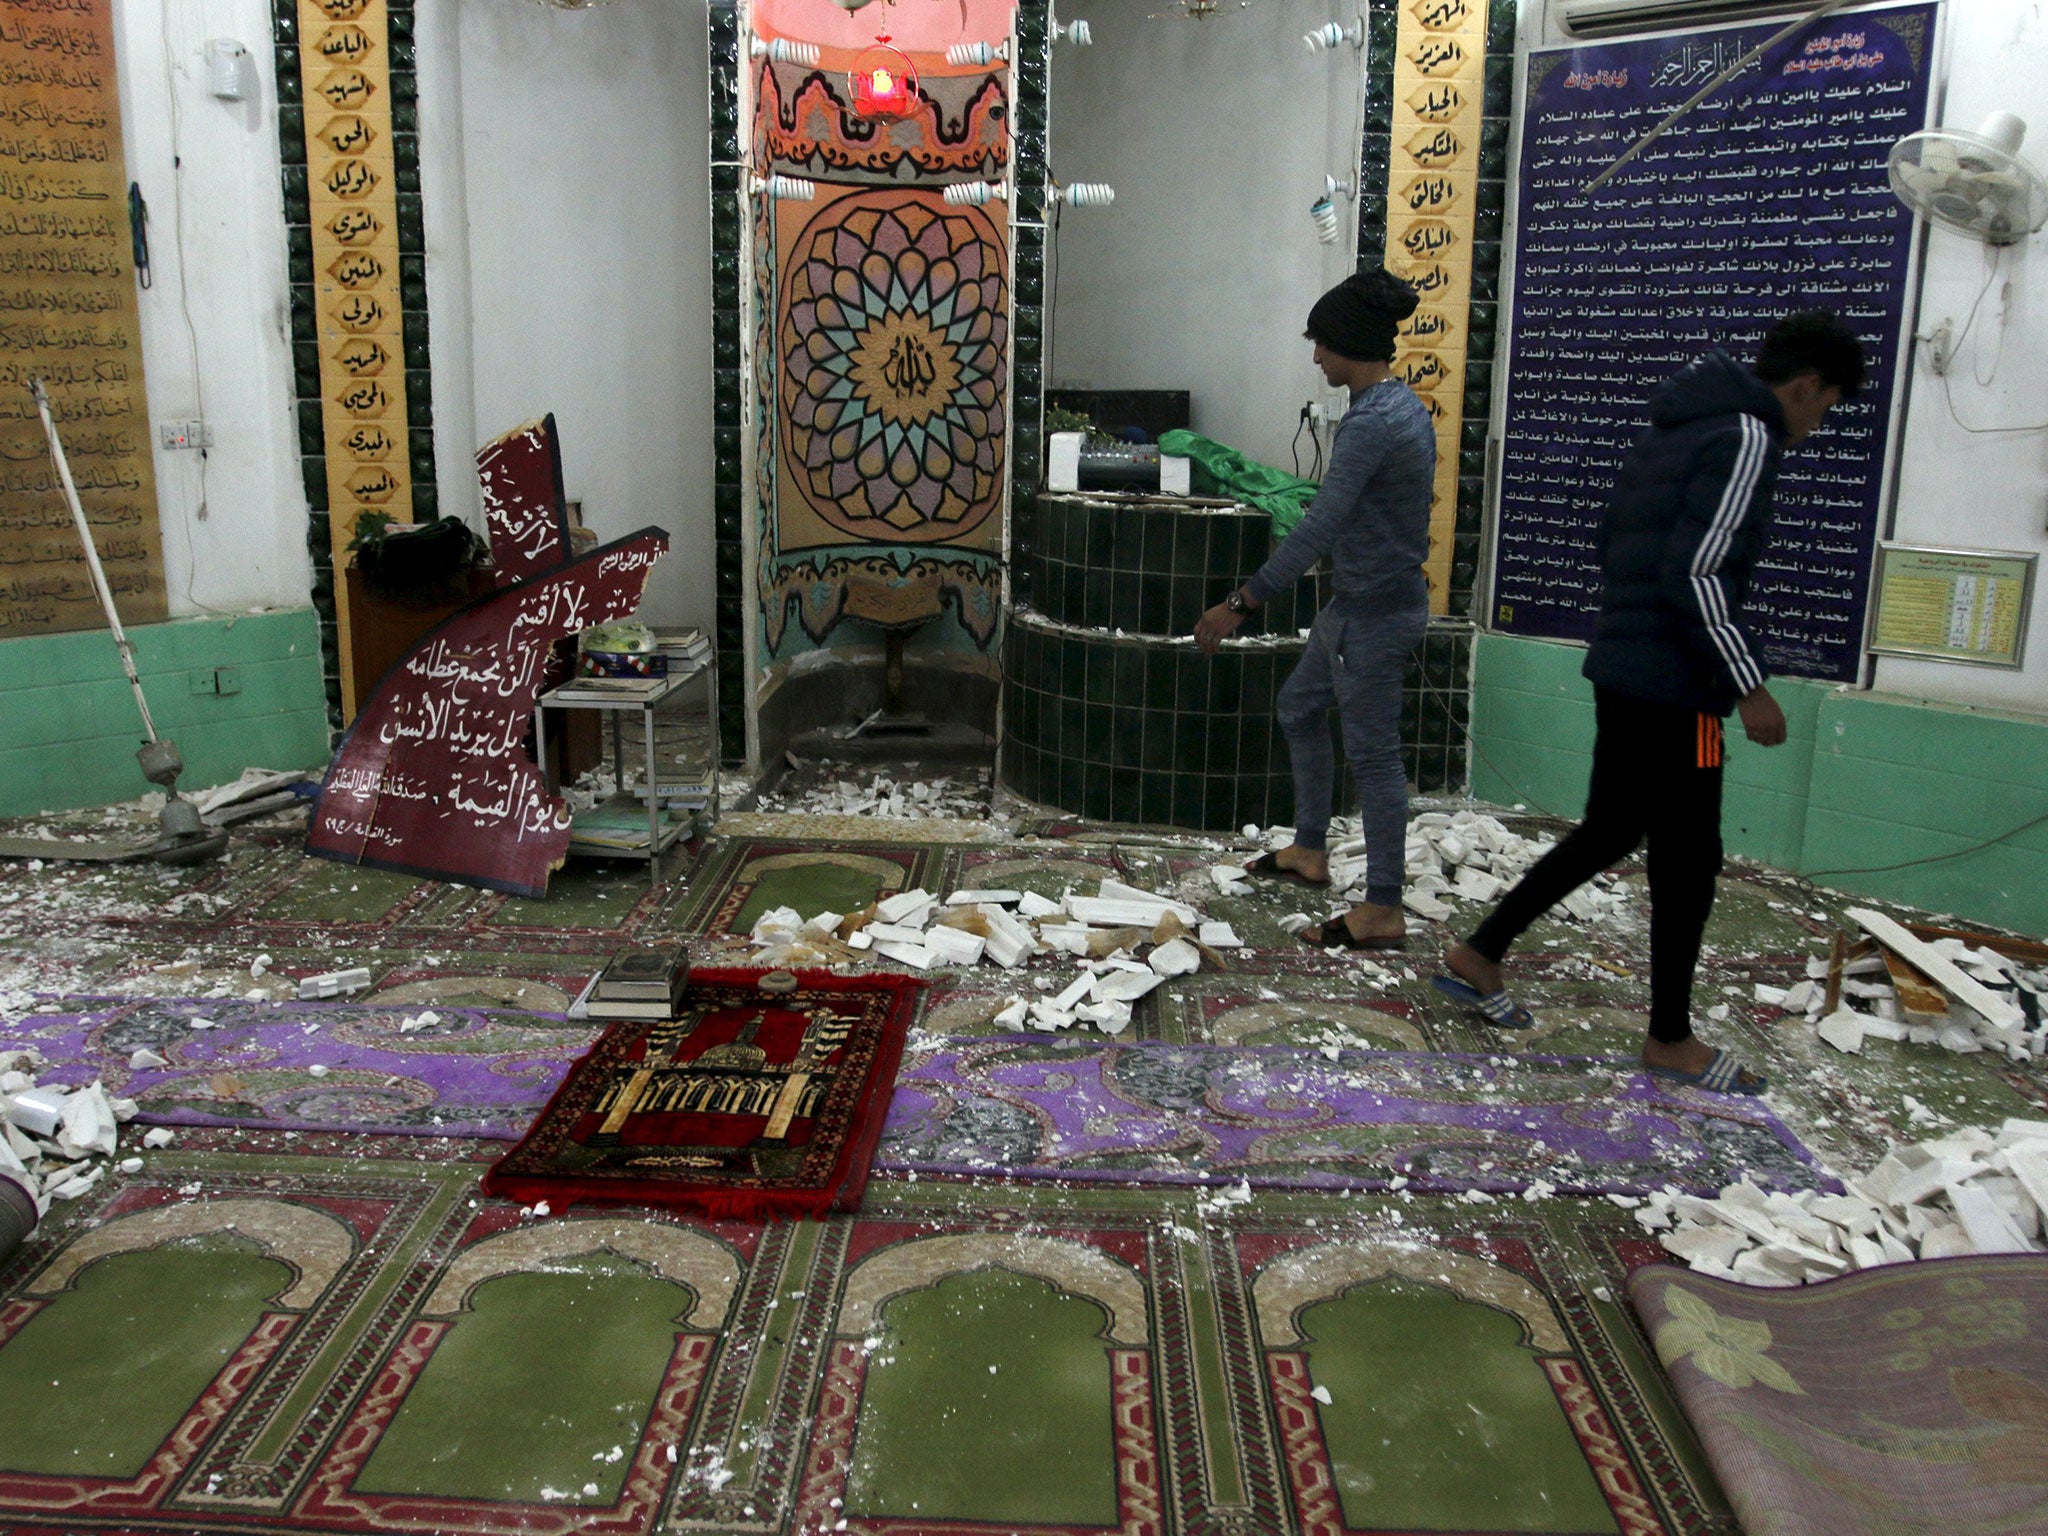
[481,967,920,1220]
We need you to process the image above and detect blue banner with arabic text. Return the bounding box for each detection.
[1493,2,1937,683]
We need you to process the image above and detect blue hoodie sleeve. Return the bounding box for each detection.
[1658,418,1772,699]
[1242,410,1389,605]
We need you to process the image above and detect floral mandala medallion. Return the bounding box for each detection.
[780,189,1008,541]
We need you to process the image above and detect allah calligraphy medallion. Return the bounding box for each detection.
[779,188,1007,541]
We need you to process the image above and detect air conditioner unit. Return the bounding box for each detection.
[1551,0,1821,41]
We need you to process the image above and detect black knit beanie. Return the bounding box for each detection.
[1305,265,1420,362]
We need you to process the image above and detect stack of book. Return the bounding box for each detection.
[630,758,715,807]
[651,626,712,674]
[548,674,670,705]
[569,941,690,1021]
[568,799,674,851]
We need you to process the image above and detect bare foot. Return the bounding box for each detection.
[1302,901,1406,947]
[1272,844,1329,883]
[1642,1035,1765,1090]
[1444,941,1502,995]
[1342,901,1405,944]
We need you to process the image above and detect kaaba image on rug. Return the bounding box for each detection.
[482,968,921,1220]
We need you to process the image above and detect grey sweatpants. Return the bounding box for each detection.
[1275,597,1428,905]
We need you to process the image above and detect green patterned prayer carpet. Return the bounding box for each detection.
[3,799,2046,1534]
[0,1138,1725,1535]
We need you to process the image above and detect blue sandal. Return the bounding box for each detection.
[1430,973,1537,1030]
[1647,1049,1768,1097]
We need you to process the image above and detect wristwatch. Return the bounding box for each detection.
[1224,588,1254,615]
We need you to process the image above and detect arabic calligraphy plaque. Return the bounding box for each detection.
[476,414,572,584]
[1387,0,1486,613]
[0,0,166,637]
[306,526,671,896]
[1494,5,1937,682]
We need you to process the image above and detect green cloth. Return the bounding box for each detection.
[1158,430,1320,538]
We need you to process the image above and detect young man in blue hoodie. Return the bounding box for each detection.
[1435,311,1866,1094]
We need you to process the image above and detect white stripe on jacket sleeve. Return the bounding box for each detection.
[1688,416,1768,697]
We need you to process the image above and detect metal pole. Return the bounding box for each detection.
[31,378,160,743]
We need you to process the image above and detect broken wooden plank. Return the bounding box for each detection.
[1907,923,2048,968]
[1881,947,1951,1021]
[1822,931,1849,1016]
[1845,908,2025,1030]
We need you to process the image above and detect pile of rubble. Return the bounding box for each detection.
[1236,810,1625,928]
[1774,908,2048,1063]
[749,877,1242,1036]
[1636,1118,2048,1285]
[754,769,994,822]
[2,1049,169,1224]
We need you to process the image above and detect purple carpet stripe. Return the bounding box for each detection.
[10,996,596,1140]
[876,1037,1834,1199]
[8,1004,1831,1198]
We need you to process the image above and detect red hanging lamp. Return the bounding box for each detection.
[849,34,917,119]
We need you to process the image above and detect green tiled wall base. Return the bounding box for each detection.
[1471,633,2048,936]
[0,611,331,818]
[1014,493,1319,637]
[1802,692,2048,937]
[1002,609,1303,830]
[1008,492,1473,797]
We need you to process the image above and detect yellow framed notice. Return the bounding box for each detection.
[1868,543,2036,669]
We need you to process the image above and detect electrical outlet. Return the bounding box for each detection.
[158,419,212,450]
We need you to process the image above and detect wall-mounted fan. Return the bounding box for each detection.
[1888,113,2048,246]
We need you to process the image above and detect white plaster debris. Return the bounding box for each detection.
[1387,810,1627,924]
[1772,918,2048,1064]
[0,1057,158,1216]
[298,967,372,1000]
[753,769,999,824]
[737,872,1238,1033]
[1642,1119,2048,1283]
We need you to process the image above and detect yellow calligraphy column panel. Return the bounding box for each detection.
[1385,0,1487,615]
[298,0,410,717]
[0,0,165,637]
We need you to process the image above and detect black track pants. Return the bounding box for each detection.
[1468,688,1726,1044]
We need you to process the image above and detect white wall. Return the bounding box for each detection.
[417,0,481,531]
[1874,0,2048,712]
[1049,0,1367,470]
[115,0,310,619]
[88,0,717,634]
[453,0,715,630]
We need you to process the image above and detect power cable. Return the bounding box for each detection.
[1799,807,2048,883]
[159,1,238,618]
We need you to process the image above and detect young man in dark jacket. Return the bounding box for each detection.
[1435,311,1866,1094]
